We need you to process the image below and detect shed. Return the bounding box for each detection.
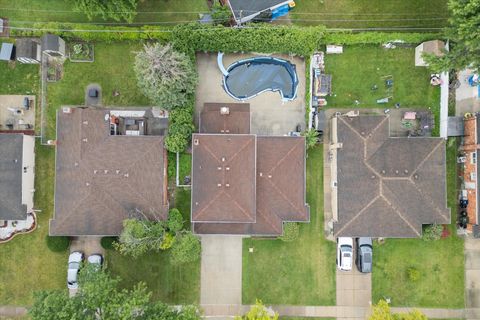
[0,43,13,61]
[15,39,41,64]
[41,34,66,57]
[447,116,465,137]
[415,40,445,67]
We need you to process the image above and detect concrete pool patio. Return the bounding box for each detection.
[195,52,306,136]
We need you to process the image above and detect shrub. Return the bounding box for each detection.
[46,236,70,252]
[279,222,300,242]
[302,129,319,149]
[167,208,185,233]
[170,232,201,265]
[101,236,118,250]
[422,224,443,241]
[407,267,420,282]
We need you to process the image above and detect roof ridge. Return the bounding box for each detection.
[193,189,225,220]
[409,178,450,222]
[381,183,421,236]
[335,195,380,236]
[265,176,306,218]
[257,208,282,234]
[265,138,303,175]
[338,117,367,142]
[224,190,255,221]
[410,139,444,178]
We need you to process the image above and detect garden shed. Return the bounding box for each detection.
[0,43,13,61]
[15,39,41,64]
[415,40,445,67]
[41,34,66,58]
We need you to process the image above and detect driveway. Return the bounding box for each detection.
[455,69,480,116]
[195,52,306,136]
[200,235,243,306]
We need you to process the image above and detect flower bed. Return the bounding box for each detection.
[0,212,37,243]
[69,43,94,62]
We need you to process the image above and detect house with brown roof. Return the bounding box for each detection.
[330,113,450,238]
[50,107,169,236]
[191,103,309,236]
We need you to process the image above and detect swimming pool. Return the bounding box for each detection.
[222,56,299,101]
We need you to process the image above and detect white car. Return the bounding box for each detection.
[67,251,84,289]
[336,237,353,271]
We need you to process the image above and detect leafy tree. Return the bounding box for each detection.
[236,300,278,320]
[211,1,232,26]
[170,232,201,266]
[423,0,480,72]
[134,43,197,110]
[302,129,319,149]
[279,222,300,242]
[167,208,185,233]
[73,0,138,23]
[369,300,427,320]
[29,265,202,320]
[422,224,443,241]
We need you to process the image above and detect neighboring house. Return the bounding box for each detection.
[49,107,169,236]
[15,38,41,64]
[415,40,445,67]
[0,133,35,223]
[41,34,66,58]
[223,0,294,24]
[191,103,309,236]
[460,114,480,232]
[330,114,450,238]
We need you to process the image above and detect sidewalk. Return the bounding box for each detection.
[465,237,480,320]
[0,306,27,318]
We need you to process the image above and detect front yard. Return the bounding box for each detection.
[242,147,336,305]
[0,144,67,305]
[372,138,465,308]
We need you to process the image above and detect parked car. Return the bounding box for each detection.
[87,254,103,270]
[67,251,84,289]
[336,237,353,271]
[356,237,373,273]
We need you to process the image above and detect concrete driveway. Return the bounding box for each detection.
[200,235,243,306]
[195,52,306,136]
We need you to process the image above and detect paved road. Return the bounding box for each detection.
[200,235,243,306]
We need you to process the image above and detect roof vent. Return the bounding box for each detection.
[124,173,129,178]
[226,130,230,133]
[74,162,79,167]
[93,170,98,174]
[221,157,226,162]
[225,183,230,187]
[194,139,199,145]
[104,170,108,174]
[268,175,272,178]
[259,172,263,177]
[395,170,399,175]
[225,166,230,171]
[414,174,419,180]
[404,169,409,174]
[220,106,230,115]
[217,166,222,171]
[217,183,222,187]
[82,120,88,125]
[116,170,120,174]
[82,138,88,143]
[220,130,225,133]
[381,170,386,174]
[371,175,376,179]
[86,182,90,186]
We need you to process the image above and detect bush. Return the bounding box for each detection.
[422,224,443,241]
[170,232,201,265]
[46,236,70,252]
[407,267,420,282]
[279,222,300,242]
[101,237,118,250]
[167,208,184,233]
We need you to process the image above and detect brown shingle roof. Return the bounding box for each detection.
[50,108,168,236]
[334,115,450,238]
[200,103,250,134]
[192,135,309,235]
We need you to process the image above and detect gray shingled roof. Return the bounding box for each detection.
[334,115,450,238]
[0,134,27,220]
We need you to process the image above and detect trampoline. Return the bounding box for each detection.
[222,56,299,101]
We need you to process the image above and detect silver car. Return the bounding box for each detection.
[356,237,373,273]
[67,251,84,289]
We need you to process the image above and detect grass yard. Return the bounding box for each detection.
[372,138,464,308]
[0,0,208,24]
[291,0,449,29]
[0,61,39,96]
[106,188,199,304]
[242,147,336,305]
[0,144,67,305]
[46,42,150,139]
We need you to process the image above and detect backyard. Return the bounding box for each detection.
[372,138,465,308]
[291,0,449,29]
[106,188,200,304]
[0,144,67,305]
[242,147,336,306]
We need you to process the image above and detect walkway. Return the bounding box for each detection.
[465,237,480,320]
[336,264,372,319]
[200,235,243,306]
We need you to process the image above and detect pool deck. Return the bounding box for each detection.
[195,52,306,136]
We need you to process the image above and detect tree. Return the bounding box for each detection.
[115,209,187,258]
[236,300,278,320]
[170,232,201,266]
[369,300,427,320]
[211,1,232,26]
[74,0,138,23]
[302,129,319,149]
[29,265,202,320]
[134,43,197,110]
[422,224,443,241]
[423,0,480,72]
[279,222,300,242]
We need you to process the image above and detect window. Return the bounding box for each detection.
[471,152,477,164]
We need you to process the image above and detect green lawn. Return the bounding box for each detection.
[372,138,464,308]
[0,61,39,96]
[46,42,150,139]
[291,0,448,29]
[242,146,336,305]
[105,188,199,304]
[0,0,208,24]
[0,144,67,305]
